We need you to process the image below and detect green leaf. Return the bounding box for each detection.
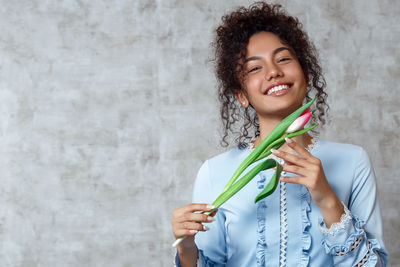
[211,159,277,210]
[254,160,283,203]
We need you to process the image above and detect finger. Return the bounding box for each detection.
[282,164,310,177]
[183,203,215,213]
[174,204,214,218]
[180,221,210,232]
[271,149,309,167]
[209,209,218,217]
[175,212,216,224]
[285,138,313,160]
[280,175,306,185]
[174,227,202,238]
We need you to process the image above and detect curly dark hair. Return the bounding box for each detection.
[212,2,328,147]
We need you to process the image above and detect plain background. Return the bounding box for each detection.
[0,0,399,266]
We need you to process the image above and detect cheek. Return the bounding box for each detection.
[292,64,307,84]
[287,67,307,87]
[245,75,263,90]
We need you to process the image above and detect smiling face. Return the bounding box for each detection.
[236,31,308,119]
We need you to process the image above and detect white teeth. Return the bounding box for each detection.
[267,84,289,95]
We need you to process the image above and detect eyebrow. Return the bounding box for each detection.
[245,47,292,63]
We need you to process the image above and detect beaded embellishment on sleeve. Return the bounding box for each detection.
[354,241,372,266]
[334,235,363,256]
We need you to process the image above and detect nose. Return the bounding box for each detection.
[265,63,283,81]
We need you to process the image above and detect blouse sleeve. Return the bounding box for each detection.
[318,147,389,266]
[175,160,227,267]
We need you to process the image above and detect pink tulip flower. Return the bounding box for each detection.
[285,108,312,134]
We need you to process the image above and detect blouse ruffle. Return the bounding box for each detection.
[300,185,312,266]
[256,172,267,267]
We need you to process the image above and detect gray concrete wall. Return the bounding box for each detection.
[0,0,398,266]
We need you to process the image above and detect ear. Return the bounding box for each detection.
[305,73,311,87]
[235,91,249,108]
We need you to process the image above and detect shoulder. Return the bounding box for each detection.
[206,146,248,168]
[315,138,374,187]
[316,138,366,158]
[315,138,370,168]
[312,139,376,204]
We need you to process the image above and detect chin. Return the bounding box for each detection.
[270,100,304,117]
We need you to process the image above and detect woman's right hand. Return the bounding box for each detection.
[171,203,217,248]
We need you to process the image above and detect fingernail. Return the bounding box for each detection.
[189,230,198,234]
[271,149,280,155]
[207,216,216,222]
[206,204,215,210]
[203,225,209,231]
[285,137,293,143]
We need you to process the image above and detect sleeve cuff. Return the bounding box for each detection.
[318,203,352,236]
[319,203,365,255]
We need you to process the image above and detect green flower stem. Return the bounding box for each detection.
[255,123,319,161]
[257,140,286,160]
[222,97,316,193]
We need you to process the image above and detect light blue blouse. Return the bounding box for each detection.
[175,139,389,266]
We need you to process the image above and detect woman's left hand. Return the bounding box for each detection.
[271,138,341,212]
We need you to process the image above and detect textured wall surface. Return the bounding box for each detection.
[0,0,398,266]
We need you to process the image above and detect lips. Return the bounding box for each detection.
[264,82,293,95]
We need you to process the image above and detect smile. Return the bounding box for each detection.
[265,83,292,96]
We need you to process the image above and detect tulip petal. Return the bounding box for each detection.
[285,108,312,133]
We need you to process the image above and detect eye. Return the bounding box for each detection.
[278,57,291,63]
[248,66,261,73]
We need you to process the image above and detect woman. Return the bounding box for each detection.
[171,2,388,266]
